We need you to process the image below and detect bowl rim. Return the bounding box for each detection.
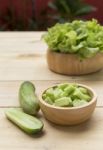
[39,83,97,110]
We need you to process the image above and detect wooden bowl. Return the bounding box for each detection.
[39,84,97,125]
[47,50,103,75]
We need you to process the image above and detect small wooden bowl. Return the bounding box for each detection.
[47,50,103,75]
[39,84,97,125]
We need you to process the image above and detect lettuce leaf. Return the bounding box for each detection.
[43,19,103,59]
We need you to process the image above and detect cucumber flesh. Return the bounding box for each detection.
[5,108,43,134]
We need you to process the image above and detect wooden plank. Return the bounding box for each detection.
[0,32,45,38]
[0,52,103,80]
[0,107,103,150]
[0,55,73,80]
[0,40,47,54]
[0,32,47,55]
[0,81,102,107]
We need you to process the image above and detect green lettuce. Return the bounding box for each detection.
[43,19,103,59]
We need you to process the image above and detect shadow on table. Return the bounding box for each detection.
[46,117,96,134]
[70,69,103,81]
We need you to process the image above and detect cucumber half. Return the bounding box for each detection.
[5,108,44,134]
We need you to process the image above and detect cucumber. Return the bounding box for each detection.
[73,99,88,107]
[19,81,40,115]
[54,97,73,107]
[5,108,43,134]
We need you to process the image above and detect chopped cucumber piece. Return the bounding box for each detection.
[43,83,92,107]
[54,97,73,107]
[73,99,88,107]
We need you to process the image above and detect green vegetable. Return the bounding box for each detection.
[54,97,72,107]
[45,88,55,101]
[5,108,43,134]
[79,87,88,94]
[73,99,88,107]
[64,84,76,95]
[43,83,92,107]
[19,81,40,115]
[44,19,103,59]
[53,88,65,99]
[73,89,91,102]
[45,96,54,105]
[57,83,69,90]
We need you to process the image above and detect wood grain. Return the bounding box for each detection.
[47,50,103,75]
[0,32,103,150]
[0,108,103,150]
[0,32,46,38]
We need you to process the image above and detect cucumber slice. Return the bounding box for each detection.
[54,97,73,107]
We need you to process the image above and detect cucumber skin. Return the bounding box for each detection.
[5,108,44,134]
[19,81,40,115]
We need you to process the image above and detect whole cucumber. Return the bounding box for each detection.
[19,81,40,115]
[5,108,43,134]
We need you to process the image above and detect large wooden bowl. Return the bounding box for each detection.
[39,84,97,125]
[47,50,103,75]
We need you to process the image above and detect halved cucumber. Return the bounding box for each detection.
[5,108,43,134]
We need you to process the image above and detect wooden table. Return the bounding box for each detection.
[0,32,103,150]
